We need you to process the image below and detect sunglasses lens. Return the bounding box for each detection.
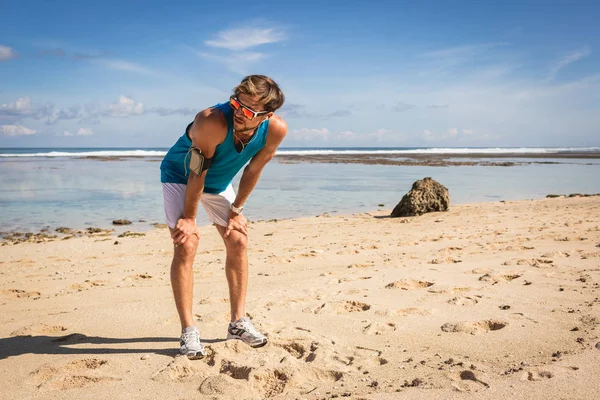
[230,98,240,109]
[242,108,254,119]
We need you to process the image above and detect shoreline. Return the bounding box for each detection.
[2,150,600,166]
[274,151,600,167]
[1,195,599,399]
[2,193,599,244]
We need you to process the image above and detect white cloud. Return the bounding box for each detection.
[205,27,285,51]
[0,97,33,116]
[370,128,392,140]
[447,128,458,137]
[338,130,356,139]
[288,128,330,141]
[63,128,93,136]
[0,45,17,61]
[2,124,36,136]
[41,105,80,124]
[547,47,591,81]
[462,129,474,135]
[104,95,144,117]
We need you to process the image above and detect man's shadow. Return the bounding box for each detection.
[0,333,226,360]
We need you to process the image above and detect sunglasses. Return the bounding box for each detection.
[229,96,269,120]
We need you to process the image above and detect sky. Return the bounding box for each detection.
[1,0,599,148]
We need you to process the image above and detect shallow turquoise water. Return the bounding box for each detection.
[0,156,599,232]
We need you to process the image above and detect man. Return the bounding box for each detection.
[160,75,287,359]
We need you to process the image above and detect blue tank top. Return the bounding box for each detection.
[160,102,270,194]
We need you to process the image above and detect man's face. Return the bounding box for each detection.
[231,93,271,134]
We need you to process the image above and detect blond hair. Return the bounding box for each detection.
[233,75,285,112]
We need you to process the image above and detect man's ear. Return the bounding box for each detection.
[266,112,274,119]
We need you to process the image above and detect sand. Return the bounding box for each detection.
[1,196,599,399]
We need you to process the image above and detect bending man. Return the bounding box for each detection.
[160,75,287,358]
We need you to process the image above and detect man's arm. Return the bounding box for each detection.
[233,116,288,209]
[224,116,287,238]
[171,108,227,245]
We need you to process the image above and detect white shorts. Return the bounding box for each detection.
[162,183,235,228]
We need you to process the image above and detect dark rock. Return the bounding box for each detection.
[118,231,145,238]
[391,177,449,217]
[56,227,73,234]
[113,219,132,225]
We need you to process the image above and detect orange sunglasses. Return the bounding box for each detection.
[229,96,269,120]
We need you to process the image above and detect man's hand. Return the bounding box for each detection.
[172,217,199,246]
[225,212,248,238]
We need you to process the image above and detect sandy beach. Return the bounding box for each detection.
[1,196,599,399]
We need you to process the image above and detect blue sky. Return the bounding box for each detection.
[1,0,599,148]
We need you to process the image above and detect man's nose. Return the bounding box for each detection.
[234,107,245,118]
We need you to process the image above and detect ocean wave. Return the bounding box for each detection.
[0,150,167,157]
[1,147,599,158]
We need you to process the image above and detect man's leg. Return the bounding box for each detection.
[215,224,267,348]
[169,229,200,329]
[200,187,267,348]
[214,225,247,322]
[163,182,205,358]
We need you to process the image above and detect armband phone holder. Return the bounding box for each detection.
[188,147,212,175]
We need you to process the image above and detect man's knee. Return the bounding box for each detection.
[225,231,247,253]
[174,235,199,261]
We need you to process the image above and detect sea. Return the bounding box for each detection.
[1,147,599,234]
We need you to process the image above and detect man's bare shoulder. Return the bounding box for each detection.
[190,107,228,151]
[193,107,227,133]
[267,115,288,139]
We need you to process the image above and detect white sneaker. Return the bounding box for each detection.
[180,326,206,359]
[227,317,267,348]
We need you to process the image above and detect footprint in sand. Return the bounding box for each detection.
[338,300,371,313]
[123,274,153,281]
[375,308,431,317]
[428,286,471,294]
[520,370,554,381]
[385,279,434,290]
[540,251,570,258]
[428,257,461,264]
[503,258,553,267]
[29,358,119,391]
[466,268,494,275]
[363,322,396,335]
[68,280,109,292]
[152,356,211,382]
[11,324,68,336]
[198,374,252,397]
[448,296,479,306]
[274,340,311,359]
[303,301,371,314]
[581,251,600,259]
[441,320,508,335]
[217,360,291,398]
[479,273,522,284]
[1,289,41,300]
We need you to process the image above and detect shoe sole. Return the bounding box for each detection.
[183,352,205,360]
[226,334,268,348]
